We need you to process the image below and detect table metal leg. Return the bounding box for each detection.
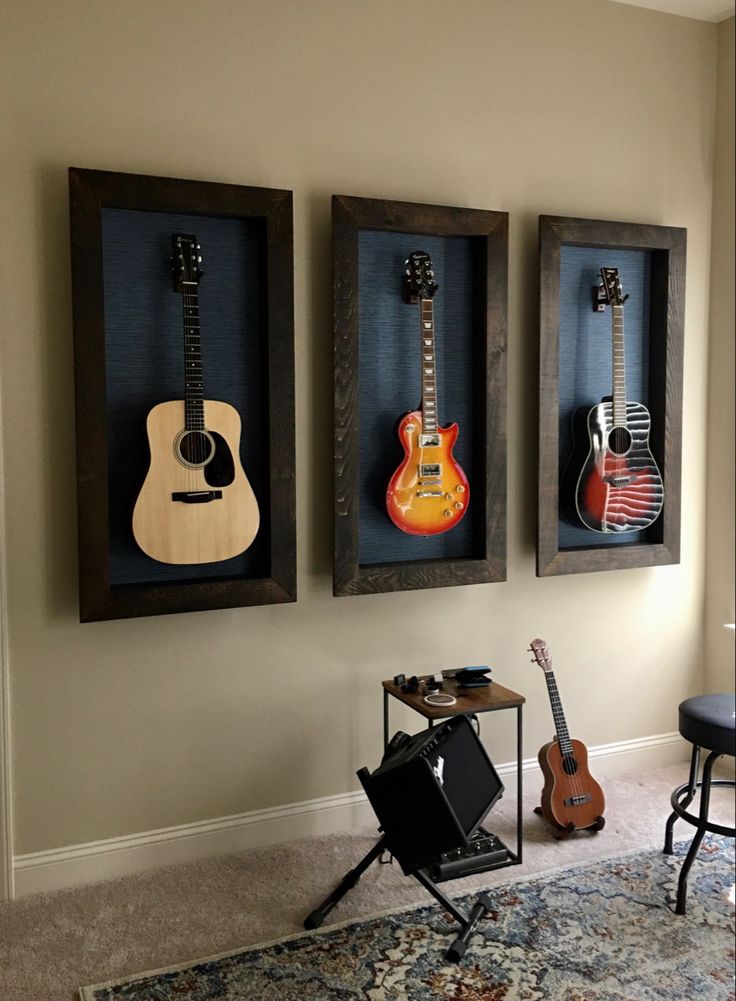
[383,689,389,754]
[516,704,523,863]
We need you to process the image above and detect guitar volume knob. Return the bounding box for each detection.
[443,509,452,518]
[456,484,465,493]
[445,493,453,500]
[454,501,464,510]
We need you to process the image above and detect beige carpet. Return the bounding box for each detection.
[0,762,734,1001]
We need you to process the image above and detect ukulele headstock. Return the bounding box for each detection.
[529,638,553,673]
[593,266,629,311]
[403,250,439,304]
[172,233,203,293]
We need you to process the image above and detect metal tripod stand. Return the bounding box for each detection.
[304,833,493,963]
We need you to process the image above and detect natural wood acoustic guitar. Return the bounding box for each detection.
[385,251,469,536]
[529,638,605,838]
[132,234,260,564]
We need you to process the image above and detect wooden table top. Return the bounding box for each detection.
[382,675,525,721]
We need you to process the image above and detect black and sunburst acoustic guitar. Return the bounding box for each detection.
[529,638,605,838]
[132,234,260,564]
[562,267,663,534]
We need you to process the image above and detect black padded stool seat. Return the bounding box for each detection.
[678,694,736,756]
[664,692,735,915]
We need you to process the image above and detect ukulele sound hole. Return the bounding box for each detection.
[562,756,579,776]
[608,426,632,456]
[176,429,215,468]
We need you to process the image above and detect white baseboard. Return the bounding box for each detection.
[12,730,686,898]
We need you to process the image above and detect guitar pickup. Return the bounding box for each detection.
[563,794,592,806]
[419,463,441,477]
[171,490,223,503]
[418,433,440,447]
[416,490,442,497]
[603,475,636,487]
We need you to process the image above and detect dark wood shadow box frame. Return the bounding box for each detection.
[333,195,508,596]
[69,168,296,620]
[537,215,686,577]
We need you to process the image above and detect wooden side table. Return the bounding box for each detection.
[382,675,525,864]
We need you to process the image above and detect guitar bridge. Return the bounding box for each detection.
[603,475,636,487]
[563,794,592,806]
[171,490,223,503]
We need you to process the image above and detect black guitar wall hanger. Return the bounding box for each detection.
[593,275,630,312]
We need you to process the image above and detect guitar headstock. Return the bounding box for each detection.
[403,251,438,303]
[172,233,203,293]
[594,266,629,311]
[529,638,553,673]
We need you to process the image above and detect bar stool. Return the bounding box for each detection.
[663,692,736,914]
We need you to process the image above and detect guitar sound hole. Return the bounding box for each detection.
[562,756,578,776]
[177,430,214,467]
[608,426,632,456]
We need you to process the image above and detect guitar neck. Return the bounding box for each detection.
[182,286,204,430]
[419,298,439,432]
[611,303,627,426]
[544,671,573,756]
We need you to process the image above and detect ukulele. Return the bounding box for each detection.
[529,638,605,837]
[563,267,663,534]
[385,251,469,536]
[132,234,260,564]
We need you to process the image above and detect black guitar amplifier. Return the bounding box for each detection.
[358,715,503,874]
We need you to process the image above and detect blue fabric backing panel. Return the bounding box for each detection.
[101,208,269,585]
[558,246,652,549]
[357,231,477,565]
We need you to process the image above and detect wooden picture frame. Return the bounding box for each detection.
[333,195,508,596]
[69,167,296,620]
[537,215,686,577]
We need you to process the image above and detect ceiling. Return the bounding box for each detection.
[608,0,735,19]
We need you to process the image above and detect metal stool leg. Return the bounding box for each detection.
[664,744,700,855]
[674,750,719,915]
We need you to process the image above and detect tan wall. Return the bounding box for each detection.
[1,0,717,855]
[705,16,736,691]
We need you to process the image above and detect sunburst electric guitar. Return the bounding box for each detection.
[386,251,469,536]
[563,267,663,534]
[132,234,260,564]
[529,638,605,838]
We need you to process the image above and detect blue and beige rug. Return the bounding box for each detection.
[81,836,735,1000]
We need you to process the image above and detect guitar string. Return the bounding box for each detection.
[419,296,435,500]
[186,285,203,558]
[610,286,628,530]
[548,660,583,810]
[553,669,580,806]
[555,662,584,808]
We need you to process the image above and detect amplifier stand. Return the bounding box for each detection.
[304,833,493,963]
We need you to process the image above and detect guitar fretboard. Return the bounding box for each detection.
[419,298,438,432]
[544,671,573,757]
[612,304,627,427]
[182,288,204,430]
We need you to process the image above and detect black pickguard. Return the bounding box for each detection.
[204,432,235,488]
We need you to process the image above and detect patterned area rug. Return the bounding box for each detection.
[81,836,735,1001]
